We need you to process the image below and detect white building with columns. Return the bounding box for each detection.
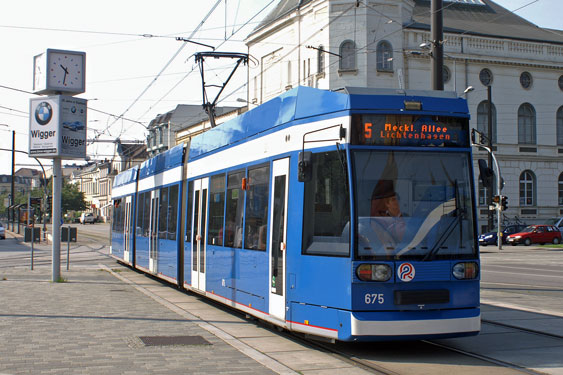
[246,0,563,231]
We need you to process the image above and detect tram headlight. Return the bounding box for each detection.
[452,262,479,280]
[356,264,392,282]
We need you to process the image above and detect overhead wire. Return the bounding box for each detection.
[94,0,223,140]
[128,0,278,131]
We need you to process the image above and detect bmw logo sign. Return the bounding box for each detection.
[35,102,53,126]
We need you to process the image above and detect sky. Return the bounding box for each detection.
[0,0,561,176]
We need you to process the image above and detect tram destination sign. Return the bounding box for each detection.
[29,95,87,159]
[351,114,469,147]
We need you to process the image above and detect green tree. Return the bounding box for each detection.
[61,181,87,214]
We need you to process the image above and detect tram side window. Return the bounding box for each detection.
[225,171,245,248]
[136,193,143,236]
[168,185,178,240]
[302,151,350,256]
[142,192,151,237]
[208,174,226,246]
[158,187,169,240]
[185,181,194,242]
[244,164,270,251]
[112,199,122,232]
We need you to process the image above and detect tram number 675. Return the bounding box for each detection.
[364,293,384,304]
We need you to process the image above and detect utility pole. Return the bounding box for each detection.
[487,85,494,231]
[431,0,444,90]
[11,131,15,231]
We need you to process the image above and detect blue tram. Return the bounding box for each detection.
[111,86,480,342]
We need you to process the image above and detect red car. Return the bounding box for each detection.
[506,225,562,246]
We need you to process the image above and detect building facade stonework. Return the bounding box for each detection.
[246,0,563,231]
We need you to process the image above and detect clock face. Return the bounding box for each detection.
[47,52,85,92]
[33,53,45,92]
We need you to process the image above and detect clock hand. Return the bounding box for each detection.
[60,64,69,84]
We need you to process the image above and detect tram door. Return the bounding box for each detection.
[269,158,289,321]
[191,178,208,292]
[123,196,132,263]
[148,190,160,273]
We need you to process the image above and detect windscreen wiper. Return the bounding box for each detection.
[422,180,461,262]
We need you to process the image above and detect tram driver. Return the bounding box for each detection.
[356,179,406,256]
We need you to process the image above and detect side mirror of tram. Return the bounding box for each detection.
[298,151,312,182]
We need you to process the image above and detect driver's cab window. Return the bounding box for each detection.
[302,151,350,256]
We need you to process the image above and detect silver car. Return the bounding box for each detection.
[0,222,5,240]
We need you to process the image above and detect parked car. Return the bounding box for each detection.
[80,212,96,224]
[542,217,563,233]
[478,224,528,246]
[506,224,562,246]
[0,222,5,239]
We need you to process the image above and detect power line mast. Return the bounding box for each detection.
[194,52,248,128]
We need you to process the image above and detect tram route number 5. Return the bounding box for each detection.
[365,293,384,304]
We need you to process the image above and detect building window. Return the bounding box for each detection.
[559,75,563,91]
[520,71,532,89]
[478,181,488,206]
[557,106,563,146]
[477,101,497,143]
[559,173,563,206]
[317,45,325,74]
[376,41,393,72]
[479,68,493,86]
[518,103,536,144]
[443,66,451,84]
[339,40,356,71]
[519,170,536,206]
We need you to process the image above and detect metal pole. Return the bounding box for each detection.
[489,152,503,251]
[28,194,32,270]
[66,225,70,270]
[11,131,15,231]
[487,85,494,231]
[52,158,62,282]
[431,0,444,90]
[31,209,35,270]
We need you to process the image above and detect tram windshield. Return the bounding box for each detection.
[352,150,476,260]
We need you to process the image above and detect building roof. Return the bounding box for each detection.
[249,0,563,45]
[251,0,313,36]
[117,143,147,161]
[15,168,42,178]
[148,104,240,132]
[410,0,563,44]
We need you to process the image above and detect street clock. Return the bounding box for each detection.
[33,49,86,95]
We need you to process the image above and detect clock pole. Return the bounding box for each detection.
[52,158,62,281]
[31,48,86,283]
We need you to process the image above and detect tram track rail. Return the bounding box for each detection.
[284,325,557,375]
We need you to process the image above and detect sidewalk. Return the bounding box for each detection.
[0,232,368,375]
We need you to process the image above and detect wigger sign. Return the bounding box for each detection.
[29,95,87,159]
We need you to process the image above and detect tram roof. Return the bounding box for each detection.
[112,165,138,188]
[138,143,185,180]
[188,86,468,160]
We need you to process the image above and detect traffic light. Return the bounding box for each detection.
[492,195,500,204]
[501,195,508,211]
[478,159,494,188]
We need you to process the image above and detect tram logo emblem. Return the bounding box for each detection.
[398,263,415,282]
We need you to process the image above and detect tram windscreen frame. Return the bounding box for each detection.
[351,149,477,261]
[351,114,470,147]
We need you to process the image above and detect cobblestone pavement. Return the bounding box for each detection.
[0,238,277,375]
